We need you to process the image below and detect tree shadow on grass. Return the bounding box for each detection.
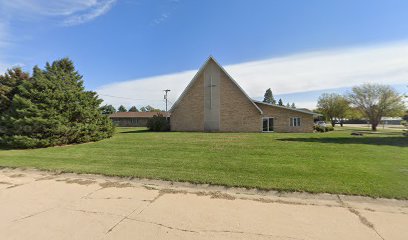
[119,129,151,134]
[277,136,408,147]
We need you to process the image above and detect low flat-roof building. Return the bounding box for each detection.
[109,112,164,127]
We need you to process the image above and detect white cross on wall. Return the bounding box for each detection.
[208,76,216,109]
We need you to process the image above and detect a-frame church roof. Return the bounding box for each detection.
[170,56,263,114]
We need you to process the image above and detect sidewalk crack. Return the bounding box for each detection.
[105,191,164,234]
[13,208,55,222]
[126,217,303,239]
[337,195,385,240]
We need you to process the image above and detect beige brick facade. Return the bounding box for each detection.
[257,103,315,133]
[170,57,316,133]
[170,71,205,131]
[219,70,261,132]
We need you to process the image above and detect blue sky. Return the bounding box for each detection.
[1,0,408,109]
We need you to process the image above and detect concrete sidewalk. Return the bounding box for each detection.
[0,168,407,240]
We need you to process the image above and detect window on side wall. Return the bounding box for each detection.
[290,117,301,127]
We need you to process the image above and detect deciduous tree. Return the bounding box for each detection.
[348,84,405,131]
[317,93,349,127]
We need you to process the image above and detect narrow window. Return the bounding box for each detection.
[290,117,301,127]
[262,117,274,132]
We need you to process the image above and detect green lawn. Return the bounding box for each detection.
[1,127,407,199]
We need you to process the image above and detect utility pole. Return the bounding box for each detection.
[163,89,170,119]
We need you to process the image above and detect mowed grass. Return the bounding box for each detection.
[0,127,407,199]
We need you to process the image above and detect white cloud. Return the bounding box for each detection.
[0,0,117,72]
[0,0,116,25]
[63,0,117,26]
[96,41,408,109]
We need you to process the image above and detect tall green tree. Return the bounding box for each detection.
[263,88,276,104]
[118,105,127,112]
[286,103,290,107]
[100,104,116,115]
[291,102,296,108]
[0,58,114,148]
[128,106,139,112]
[140,105,161,112]
[0,68,30,114]
[348,84,405,131]
[317,93,349,127]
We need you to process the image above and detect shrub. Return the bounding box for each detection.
[402,121,408,136]
[314,125,334,132]
[314,125,326,132]
[147,113,170,131]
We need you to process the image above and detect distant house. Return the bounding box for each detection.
[109,112,164,127]
[381,117,403,125]
[170,56,321,133]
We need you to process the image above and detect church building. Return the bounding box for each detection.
[170,57,319,132]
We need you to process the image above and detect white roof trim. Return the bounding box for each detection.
[253,100,322,116]
[170,56,263,114]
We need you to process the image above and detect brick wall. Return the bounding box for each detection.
[219,70,261,132]
[256,103,314,133]
[170,72,205,131]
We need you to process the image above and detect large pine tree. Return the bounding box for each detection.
[0,68,30,114]
[100,104,116,115]
[263,88,276,104]
[128,106,139,112]
[118,105,127,112]
[0,58,114,148]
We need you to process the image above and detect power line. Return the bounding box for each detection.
[167,99,175,105]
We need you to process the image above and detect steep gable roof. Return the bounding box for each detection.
[170,56,263,114]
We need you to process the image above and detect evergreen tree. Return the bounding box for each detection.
[0,68,30,114]
[263,88,276,104]
[128,106,139,112]
[100,104,116,115]
[0,58,114,148]
[278,98,283,106]
[291,102,296,108]
[118,105,127,112]
[140,105,161,112]
[286,103,290,107]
